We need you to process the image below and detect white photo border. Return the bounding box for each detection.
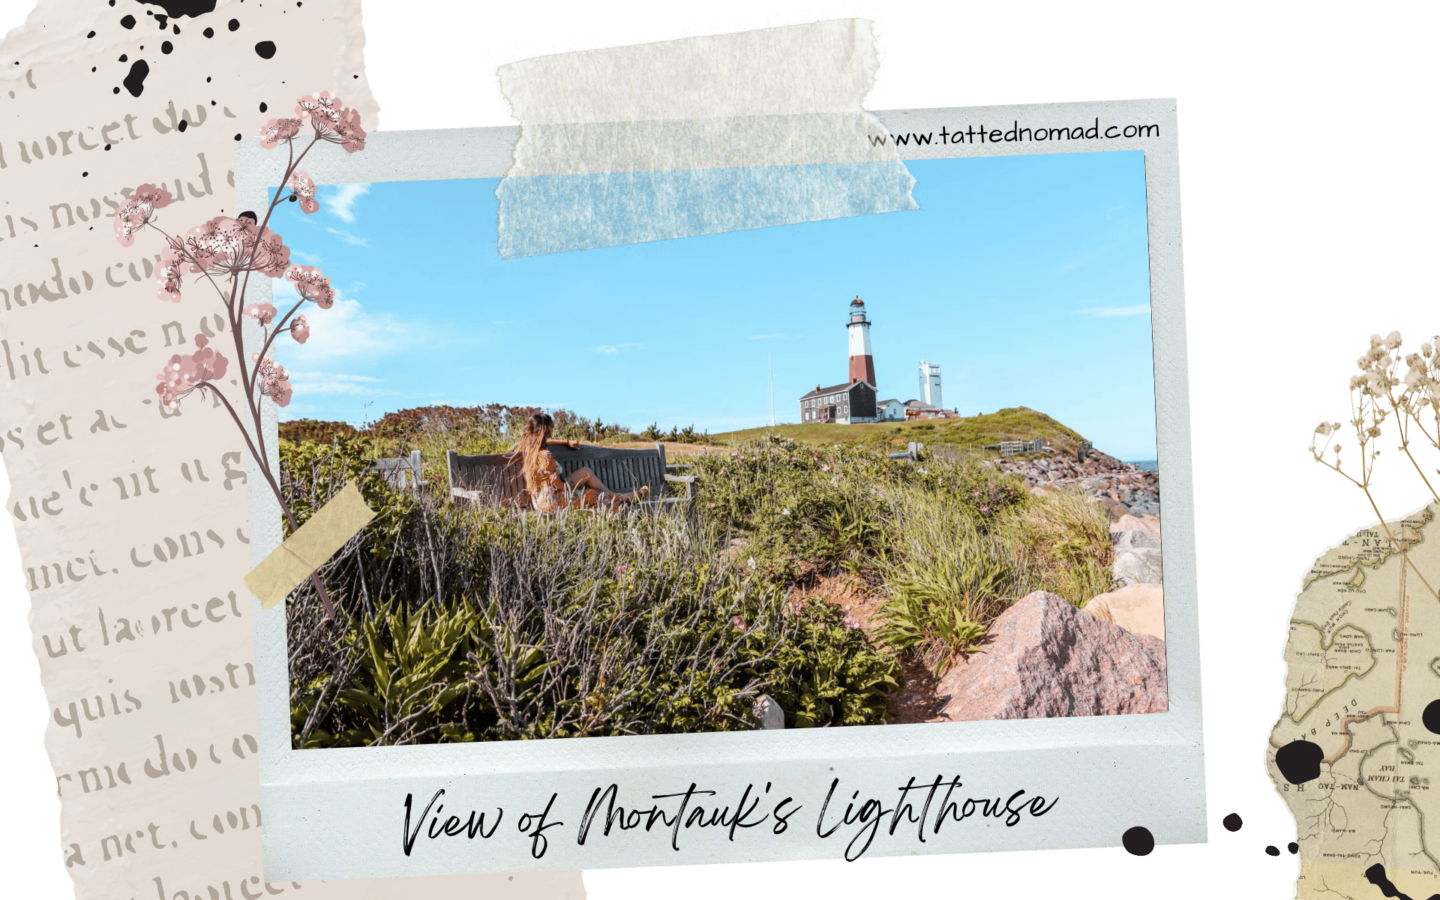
[239,98,1204,879]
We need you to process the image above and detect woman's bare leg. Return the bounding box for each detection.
[566,467,644,502]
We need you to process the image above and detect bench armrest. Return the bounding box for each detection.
[663,473,698,500]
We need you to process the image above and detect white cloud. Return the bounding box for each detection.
[271,280,395,360]
[326,227,369,247]
[1080,304,1151,318]
[289,247,323,265]
[593,343,642,355]
[325,183,370,224]
[285,373,388,397]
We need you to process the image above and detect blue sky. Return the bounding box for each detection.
[270,151,1158,460]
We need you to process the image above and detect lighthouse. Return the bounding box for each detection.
[847,295,876,387]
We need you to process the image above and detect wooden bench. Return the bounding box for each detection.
[445,443,698,513]
[368,450,423,490]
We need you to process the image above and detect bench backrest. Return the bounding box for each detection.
[447,443,670,507]
[369,450,423,490]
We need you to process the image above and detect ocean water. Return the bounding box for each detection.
[1128,460,1158,471]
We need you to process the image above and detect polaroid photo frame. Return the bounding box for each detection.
[238,97,1202,879]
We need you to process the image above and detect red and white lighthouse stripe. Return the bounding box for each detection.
[847,295,875,387]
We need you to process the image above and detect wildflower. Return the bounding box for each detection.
[1314,422,1342,436]
[614,564,628,578]
[289,315,310,344]
[1386,331,1403,350]
[296,92,367,153]
[747,556,756,570]
[285,265,335,308]
[243,301,277,326]
[980,504,990,514]
[257,117,302,149]
[782,507,790,516]
[156,246,184,303]
[822,465,831,473]
[731,615,747,631]
[179,216,291,278]
[288,170,319,214]
[154,334,227,411]
[113,183,174,247]
[253,354,293,407]
[841,611,861,630]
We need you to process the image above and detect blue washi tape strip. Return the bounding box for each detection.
[496,159,918,259]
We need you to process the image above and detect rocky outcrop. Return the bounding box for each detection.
[1082,582,1165,640]
[986,448,1159,518]
[937,591,1168,721]
[1112,513,1163,586]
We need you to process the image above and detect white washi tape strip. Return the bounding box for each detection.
[496,19,917,258]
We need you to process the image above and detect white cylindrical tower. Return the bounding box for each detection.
[847,295,875,386]
[919,359,942,409]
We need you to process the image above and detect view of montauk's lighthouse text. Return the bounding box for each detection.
[241,100,1204,877]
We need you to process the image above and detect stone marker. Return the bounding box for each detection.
[753,694,785,729]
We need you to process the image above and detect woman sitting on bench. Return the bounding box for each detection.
[518,412,649,513]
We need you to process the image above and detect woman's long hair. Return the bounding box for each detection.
[517,412,554,492]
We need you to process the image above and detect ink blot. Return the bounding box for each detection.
[1122,826,1154,856]
[87,30,95,38]
[203,26,214,37]
[177,119,187,133]
[120,14,136,28]
[228,18,240,31]
[1265,845,1280,857]
[136,0,217,16]
[1275,740,1324,784]
[254,41,276,59]
[1422,699,1440,735]
[1288,842,1298,854]
[122,59,149,98]
[233,133,241,141]
[237,211,257,223]
[161,41,173,54]
[259,101,267,112]
[1222,813,1243,832]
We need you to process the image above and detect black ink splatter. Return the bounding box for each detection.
[228,18,240,31]
[82,171,88,177]
[1422,700,1440,735]
[1362,863,1434,899]
[104,144,111,150]
[122,59,149,97]
[86,30,95,38]
[119,54,128,62]
[237,211,257,224]
[203,26,214,37]
[233,133,242,141]
[1222,813,1243,832]
[1265,845,1280,857]
[120,14,136,28]
[259,101,267,112]
[254,41,276,59]
[112,86,120,94]
[172,24,180,34]
[161,41,173,54]
[137,0,217,16]
[154,15,168,29]
[1275,740,1324,784]
[1122,826,1154,856]
[177,119,187,133]
[1288,842,1298,854]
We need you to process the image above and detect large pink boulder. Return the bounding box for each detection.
[937,591,1168,722]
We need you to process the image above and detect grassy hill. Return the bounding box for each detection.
[708,407,1088,457]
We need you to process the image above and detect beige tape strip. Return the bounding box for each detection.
[244,482,376,610]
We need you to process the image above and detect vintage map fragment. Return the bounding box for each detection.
[1270,504,1440,899]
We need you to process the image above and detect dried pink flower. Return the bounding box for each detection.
[258,117,302,150]
[289,314,309,344]
[285,264,335,308]
[243,301,278,326]
[180,216,291,279]
[288,170,318,214]
[156,246,184,303]
[295,91,366,153]
[113,183,174,247]
[154,334,228,411]
[254,355,293,407]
